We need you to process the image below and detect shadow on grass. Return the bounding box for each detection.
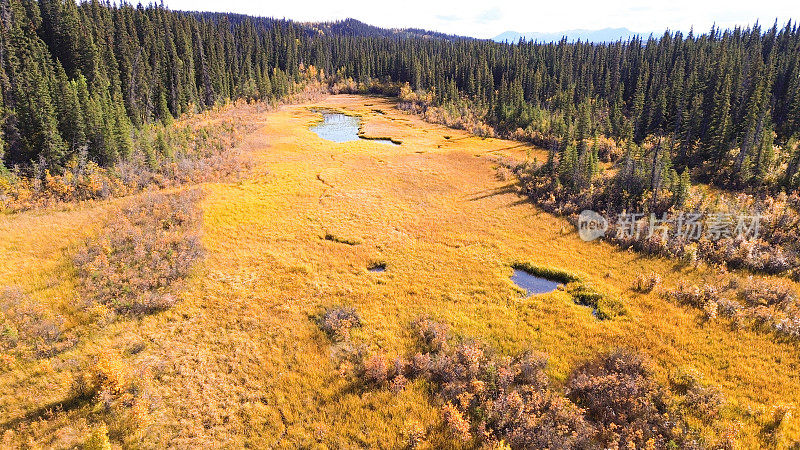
[0,390,94,430]
[468,184,517,201]
[480,143,530,154]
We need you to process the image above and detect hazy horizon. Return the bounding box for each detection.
[161,0,799,39]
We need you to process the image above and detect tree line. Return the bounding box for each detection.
[1,0,799,190]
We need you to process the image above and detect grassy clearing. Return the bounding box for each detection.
[665,277,800,342]
[0,95,798,447]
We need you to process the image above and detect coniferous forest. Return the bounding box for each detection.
[1,0,799,190]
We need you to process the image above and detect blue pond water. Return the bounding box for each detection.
[511,269,561,296]
[311,111,400,145]
[368,264,386,273]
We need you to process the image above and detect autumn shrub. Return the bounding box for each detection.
[667,282,728,321]
[404,421,426,449]
[716,298,744,319]
[337,316,700,449]
[491,389,595,450]
[411,317,450,353]
[389,374,408,393]
[511,155,800,275]
[423,340,593,448]
[68,349,158,445]
[668,279,800,341]
[734,279,800,339]
[495,165,512,181]
[633,272,662,293]
[667,282,720,309]
[73,190,204,315]
[671,368,725,420]
[441,403,472,442]
[737,277,797,309]
[774,317,800,340]
[397,94,496,139]
[567,348,690,449]
[317,306,362,341]
[363,353,392,385]
[0,286,75,359]
[351,318,595,448]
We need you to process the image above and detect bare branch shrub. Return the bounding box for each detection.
[633,272,662,293]
[317,306,362,341]
[0,286,76,359]
[73,190,204,315]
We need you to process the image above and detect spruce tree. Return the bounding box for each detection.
[558,144,578,189]
[707,71,733,173]
[674,169,691,207]
[54,63,86,153]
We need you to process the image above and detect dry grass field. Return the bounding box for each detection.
[1,95,799,448]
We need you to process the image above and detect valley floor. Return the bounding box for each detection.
[1,95,798,447]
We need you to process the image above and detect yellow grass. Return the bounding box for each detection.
[1,94,799,447]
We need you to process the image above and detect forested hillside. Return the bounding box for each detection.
[1,0,799,190]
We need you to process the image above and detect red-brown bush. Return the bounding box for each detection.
[0,286,76,359]
[391,320,595,447]
[737,277,797,309]
[566,349,689,449]
[73,190,204,315]
[341,317,697,449]
[317,306,362,341]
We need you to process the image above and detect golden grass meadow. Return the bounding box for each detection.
[1,95,799,448]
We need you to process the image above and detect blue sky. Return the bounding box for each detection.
[161,0,800,39]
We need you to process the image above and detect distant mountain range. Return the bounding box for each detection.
[313,22,644,44]
[188,15,470,41]
[193,15,645,44]
[304,18,470,41]
[493,28,644,43]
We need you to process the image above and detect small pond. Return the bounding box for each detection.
[311,111,400,145]
[511,269,561,296]
[368,263,386,273]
